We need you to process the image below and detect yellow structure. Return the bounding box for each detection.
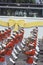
[0,19,43,31]
[0,20,8,27]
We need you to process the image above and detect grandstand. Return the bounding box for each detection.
[0,0,43,17]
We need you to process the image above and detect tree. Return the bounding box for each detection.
[16,0,25,3]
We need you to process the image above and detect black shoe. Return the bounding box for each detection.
[34,64,37,65]
[13,63,15,65]
[35,59,38,62]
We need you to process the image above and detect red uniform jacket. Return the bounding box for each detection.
[18,33,23,42]
[1,32,5,40]
[0,57,5,62]
[0,32,2,41]
[0,49,5,62]
[5,40,15,56]
[24,49,35,56]
[7,29,11,37]
[14,34,20,43]
[27,57,33,64]
[24,49,35,64]
[4,31,9,38]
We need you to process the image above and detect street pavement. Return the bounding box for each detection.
[7,39,43,65]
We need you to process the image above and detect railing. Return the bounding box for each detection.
[0,3,43,7]
[0,6,43,9]
[0,3,43,17]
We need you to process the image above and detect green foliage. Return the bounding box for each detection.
[16,0,35,3]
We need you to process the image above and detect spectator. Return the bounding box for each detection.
[19,10,23,16]
[15,10,19,16]
[23,11,27,17]
[40,0,43,4]
[0,0,7,2]
[35,0,41,4]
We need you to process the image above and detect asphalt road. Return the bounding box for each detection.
[7,52,43,65]
[6,39,43,65]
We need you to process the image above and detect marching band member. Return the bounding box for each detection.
[0,48,7,65]
[1,30,5,40]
